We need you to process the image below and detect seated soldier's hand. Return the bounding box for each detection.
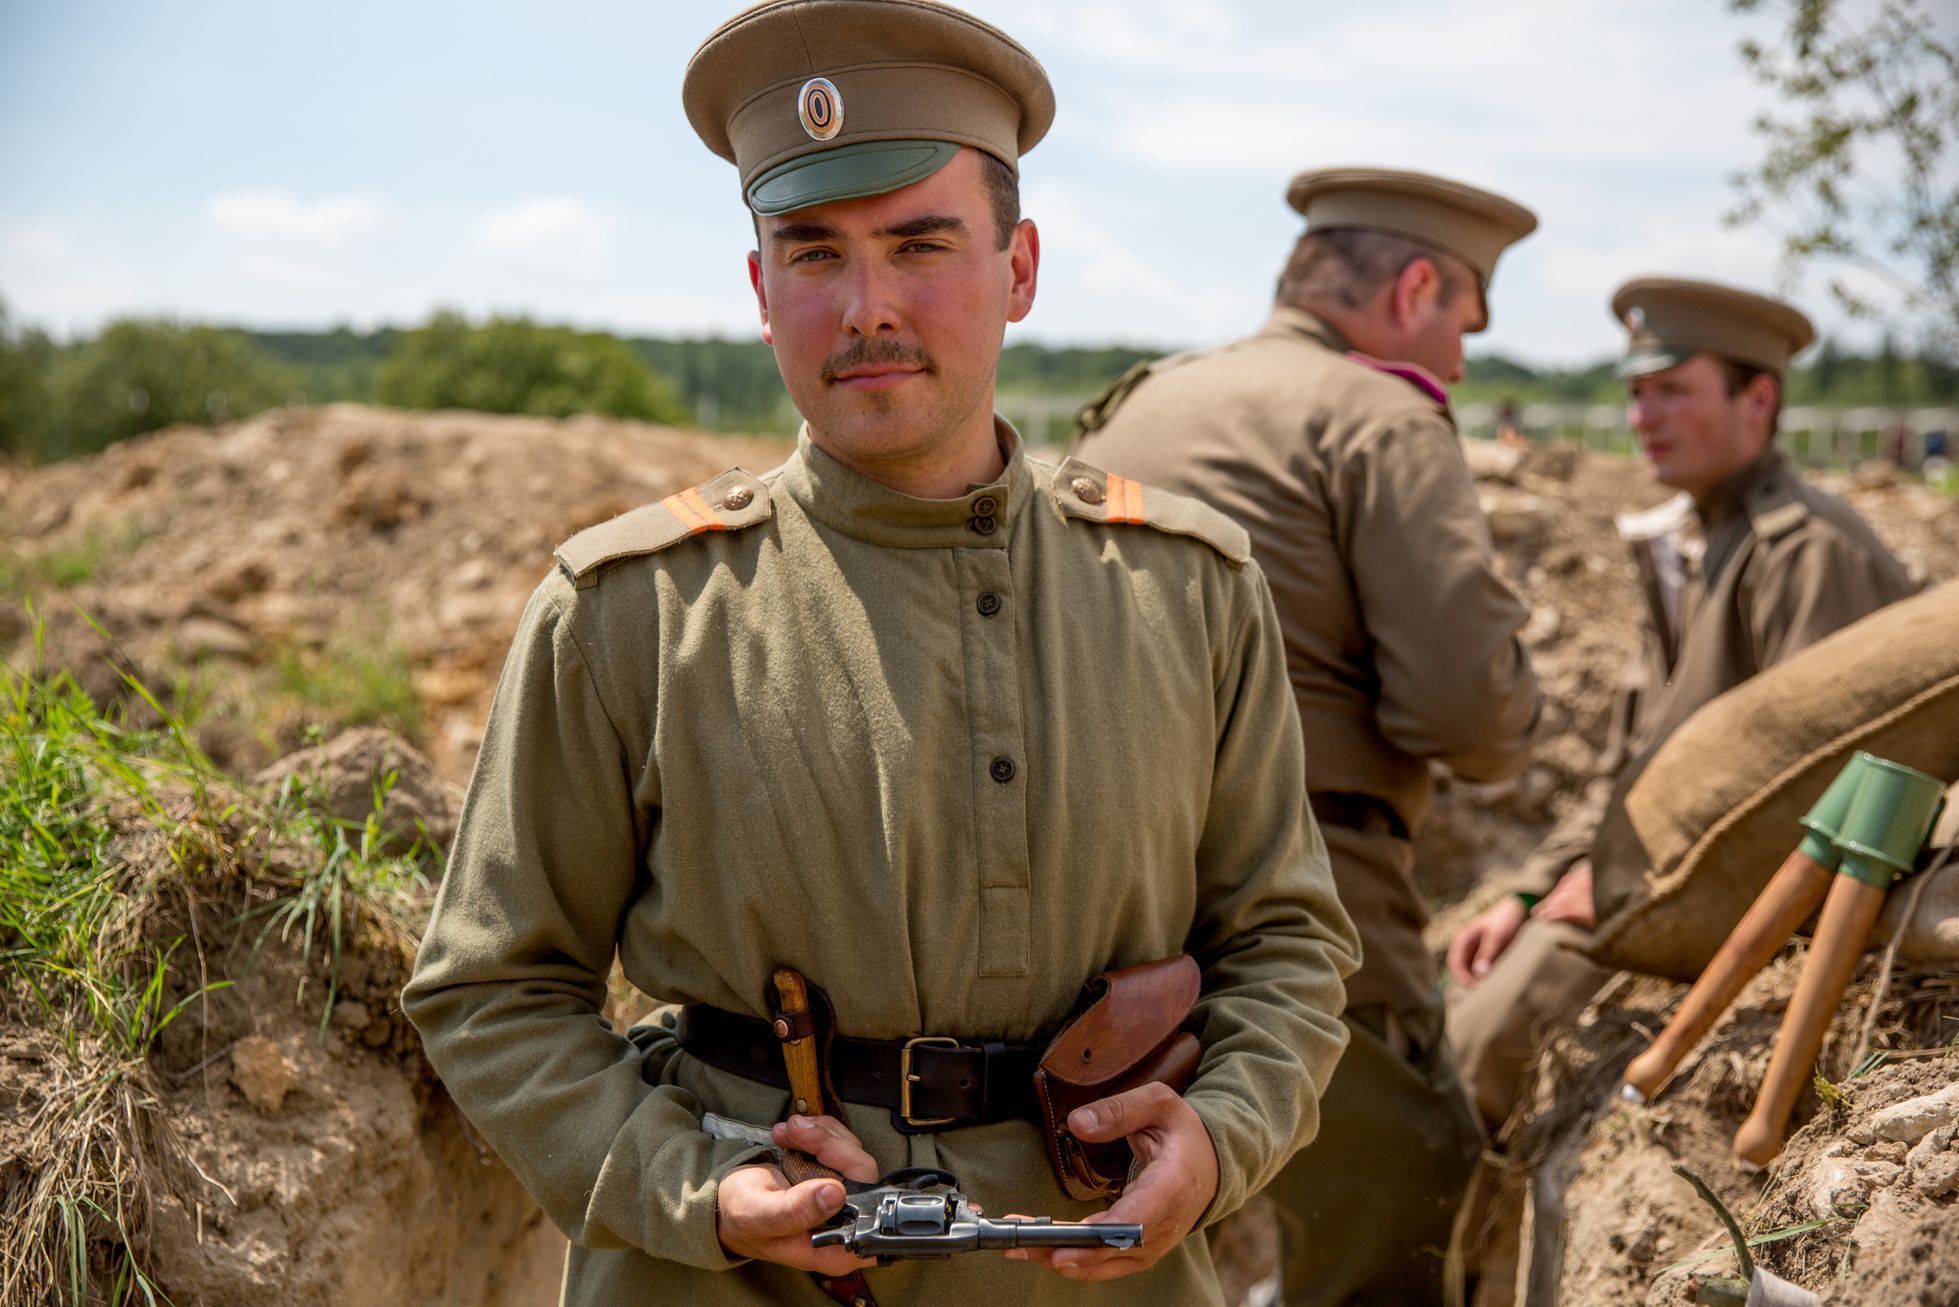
[1447,893,1529,986]
[715,1114,878,1274]
[1533,862,1596,930]
[1005,1081,1217,1282]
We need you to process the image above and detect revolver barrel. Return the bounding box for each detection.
[974,1217,1142,1250]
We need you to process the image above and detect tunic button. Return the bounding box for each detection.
[971,494,998,516]
[968,514,997,536]
[1070,476,1104,505]
[976,591,1002,617]
[723,485,754,511]
[989,757,1016,783]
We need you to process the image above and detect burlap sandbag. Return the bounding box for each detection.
[1589,579,1959,981]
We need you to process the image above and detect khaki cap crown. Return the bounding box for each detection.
[684,0,1054,215]
[1611,277,1815,378]
[1285,166,1538,287]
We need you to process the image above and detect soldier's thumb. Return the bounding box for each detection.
[773,1177,847,1234]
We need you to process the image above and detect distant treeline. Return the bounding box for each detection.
[3,297,1955,466]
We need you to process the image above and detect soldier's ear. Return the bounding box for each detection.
[1389,256,1441,328]
[747,250,774,346]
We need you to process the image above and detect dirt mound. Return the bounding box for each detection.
[0,404,792,781]
[1488,956,1958,1305]
[0,726,563,1305]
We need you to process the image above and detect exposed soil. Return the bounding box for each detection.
[4,406,1957,1305]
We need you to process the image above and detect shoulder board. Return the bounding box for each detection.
[555,468,772,586]
[1344,351,1450,409]
[1071,358,1157,442]
[1747,467,1811,543]
[1049,459,1251,565]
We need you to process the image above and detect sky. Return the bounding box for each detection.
[0,0,1913,366]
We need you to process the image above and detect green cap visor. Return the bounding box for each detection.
[1617,348,1685,379]
[747,140,962,217]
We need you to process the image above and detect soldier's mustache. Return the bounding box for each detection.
[822,341,935,382]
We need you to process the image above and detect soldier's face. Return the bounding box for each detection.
[1625,354,1769,499]
[748,148,1039,481]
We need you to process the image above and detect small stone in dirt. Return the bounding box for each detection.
[361,1018,393,1048]
[1907,1125,1959,1199]
[1807,1158,1901,1220]
[230,1035,296,1113]
[1870,1081,1959,1146]
[330,1000,373,1033]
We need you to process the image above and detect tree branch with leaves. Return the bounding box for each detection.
[1727,0,1959,361]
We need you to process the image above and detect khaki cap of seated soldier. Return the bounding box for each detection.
[1285,166,1538,324]
[1612,276,1816,379]
[683,0,1054,215]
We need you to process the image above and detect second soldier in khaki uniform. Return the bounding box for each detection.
[403,3,1360,1305]
[1444,278,1917,1302]
[1075,168,1542,1305]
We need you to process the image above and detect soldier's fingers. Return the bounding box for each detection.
[739,1176,848,1239]
[774,1115,879,1182]
[1066,1079,1177,1142]
[1446,926,1480,986]
[1471,924,1507,979]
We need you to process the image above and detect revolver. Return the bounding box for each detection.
[810,1168,1143,1264]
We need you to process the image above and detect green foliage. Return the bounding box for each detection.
[0,298,58,461]
[273,629,424,744]
[45,318,298,462]
[1727,0,1959,359]
[378,311,688,423]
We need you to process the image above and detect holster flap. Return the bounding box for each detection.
[1040,955,1201,1089]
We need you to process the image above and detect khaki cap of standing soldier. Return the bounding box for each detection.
[404,3,1362,1307]
[1074,165,1542,1306]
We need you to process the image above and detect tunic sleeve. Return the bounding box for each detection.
[1746,529,1918,668]
[1338,414,1540,781]
[401,576,770,1270]
[1180,560,1362,1223]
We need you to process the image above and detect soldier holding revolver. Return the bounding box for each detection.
[401,2,1359,1304]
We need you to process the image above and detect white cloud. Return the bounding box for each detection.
[3,218,72,262]
[204,189,404,248]
[474,197,616,256]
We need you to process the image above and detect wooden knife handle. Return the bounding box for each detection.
[1734,874,1888,1167]
[1624,849,1834,1103]
[771,968,827,1118]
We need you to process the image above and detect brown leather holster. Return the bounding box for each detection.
[1033,954,1203,1202]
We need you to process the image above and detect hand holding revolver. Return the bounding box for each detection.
[715,1114,879,1275]
[1007,1080,1218,1282]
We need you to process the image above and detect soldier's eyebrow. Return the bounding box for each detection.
[771,221,840,243]
[877,215,966,239]
[770,215,968,244]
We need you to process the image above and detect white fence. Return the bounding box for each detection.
[1457,402,1958,467]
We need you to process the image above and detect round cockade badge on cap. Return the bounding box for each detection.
[1627,307,1646,332]
[798,77,843,142]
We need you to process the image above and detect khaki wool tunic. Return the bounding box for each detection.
[403,425,1360,1306]
[1513,445,1919,897]
[1075,307,1539,1014]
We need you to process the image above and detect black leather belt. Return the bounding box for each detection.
[673,1004,1044,1133]
[1310,790,1409,841]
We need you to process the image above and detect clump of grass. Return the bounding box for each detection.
[0,606,435,1304]
[273,629,424,743]
[0,522,148,599]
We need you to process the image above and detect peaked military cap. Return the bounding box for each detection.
[683,0,1055,216]
[1285,166,1538,288]
[1611,277,1816,378]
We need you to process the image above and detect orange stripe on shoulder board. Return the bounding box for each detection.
[661,485,728,535]
[1105,474,1145,525]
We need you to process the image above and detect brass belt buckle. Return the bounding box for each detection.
[900,1036,961,1127]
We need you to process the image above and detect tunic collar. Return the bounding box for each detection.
[776,416,1030,550]
[1694,445,1786,535]
[1259,304,1352,353]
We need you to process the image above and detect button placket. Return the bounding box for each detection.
[956,545,1031,978]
